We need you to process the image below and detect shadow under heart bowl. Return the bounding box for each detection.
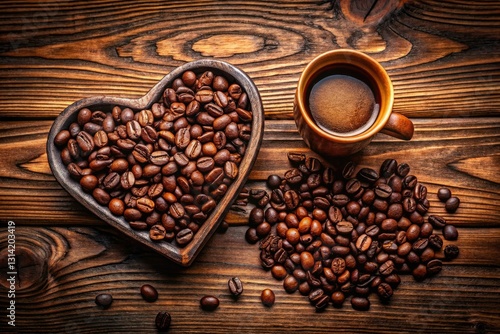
[46,59,264,266]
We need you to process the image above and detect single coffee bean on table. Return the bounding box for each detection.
[140,284,159,302]
[261,288,276,307]
[228,277,244,297]
[445,196,461,213]
[245,154,462,311]
[155,311,172,331]
[95,293,113,309]
[200,295,220,311]
[54,70,253,247]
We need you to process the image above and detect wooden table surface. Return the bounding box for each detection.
[1,0,499,333]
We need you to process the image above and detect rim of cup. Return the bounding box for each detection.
[296,49,394,143]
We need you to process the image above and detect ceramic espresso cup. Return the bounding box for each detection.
[294,49,414,157]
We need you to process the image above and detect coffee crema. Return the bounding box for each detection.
[307,69,379,137]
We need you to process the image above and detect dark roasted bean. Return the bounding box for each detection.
[95,293,113,308]
[445,196,460,213]
[443,224,459,240]
[228,277,243,297]
[155,311,171,331]
[444,244,460,260]
[200,295,219,311]
[140,284,159,302]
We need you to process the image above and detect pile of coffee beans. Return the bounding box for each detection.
[245,154,460,311]
[54,70,253,246]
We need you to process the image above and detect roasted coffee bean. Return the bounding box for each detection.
[137,197,155,214]
[396,163,410,177]
[428,234,443,250]
[287,152,306,164]
[345,179,361,195]
[95,293,113,308]
[92,188,111,205]
[200,295,219,311]
[411,264,429,283]
[377,283,393,300]
[176,228,193,246]
[93,130,108,148]
[224,161,239,179]
[379,260,395,276]
[356,234,372,252]
[413,183,427,201]
[403,175,417,189]
[284,168,303,184]
[228,277,244,297]
[54,129,72,148]
[341,161,356,179]
[351,296,370,311]
[76,131,94,153]
[249,207,265,226]
[149,150,169,165]
[261,288,275,307]
[375,184,392,199]
[425,258,442,275]
[380,159,397,178]
[245,228,260,244]
[444,244,460,260]
[428,215,446,229]
[331,291,345,307]
[437,187,452,202]
[357,168,378,183]
[149,224,166,241]
[445,196,460,213]
[80,174,98,192]
[443,224,459,240]
[126,120,142,140]
[103,172,120,190]
[283,275,299,293]
[155,311,172,331]
[140,284,159,302]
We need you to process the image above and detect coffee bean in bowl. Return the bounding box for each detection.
[47,59,264,266]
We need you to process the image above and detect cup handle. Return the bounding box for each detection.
[380,113,414,140]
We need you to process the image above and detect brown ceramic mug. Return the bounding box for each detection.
[294,49,414,156]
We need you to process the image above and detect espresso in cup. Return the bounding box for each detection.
[308,66,379,137]
[294,49,414,157]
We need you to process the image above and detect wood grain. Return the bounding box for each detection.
[0,0,499,333]
[0,0,499,120]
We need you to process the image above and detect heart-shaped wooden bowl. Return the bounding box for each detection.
[46,59,264,266]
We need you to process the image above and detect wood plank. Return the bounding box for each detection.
[0,225,498,333]
[0,119,498,227]
[0,0,499,119]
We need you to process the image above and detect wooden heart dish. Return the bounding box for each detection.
[46,60,264,266]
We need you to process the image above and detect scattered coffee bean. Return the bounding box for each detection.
[140,284,159,302]
[261,288,275,307]
[445,196,460,213]
[200,295,219,311]
[444,244,460,260]
[245,155,461,311]
[217,220,229,233]
[443,224,459,240]
[437,187,452,202]
[155,311,171,331]
[228,277,243,297]
[95,293,113,308]
[351,296,370,311]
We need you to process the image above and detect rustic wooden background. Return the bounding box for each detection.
[0,0,499,333]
